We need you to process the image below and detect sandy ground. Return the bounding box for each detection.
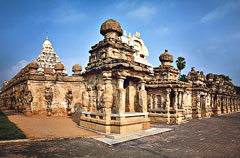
[1,107,100,139]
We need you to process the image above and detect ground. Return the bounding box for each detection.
[0,113,240,158]
[0,107,99,139]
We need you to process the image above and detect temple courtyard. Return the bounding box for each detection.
[0,112,240,158]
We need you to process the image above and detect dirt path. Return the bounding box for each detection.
[1,107,100,139]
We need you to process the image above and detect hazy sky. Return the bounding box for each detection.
[0,0,240,87]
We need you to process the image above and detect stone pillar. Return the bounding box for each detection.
[154,95,158,110]
[102,75,113,122]
[196,93,201,110]
[88,87,94,112]
[139,81,147,113]
[210,94,214,109]
[116,76,126,115]
[127,81,135,112]
[227,96,231,113]
[195,92,201,118]
[224,96,227,114]
[216,94,222,114]
[117,76,124,89]
[173,89,178,111]
[234,98,236,111]
[178,91,183,109]
[148,93,153,110]
[166,88,171,124]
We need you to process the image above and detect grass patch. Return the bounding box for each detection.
[0,111,26,140]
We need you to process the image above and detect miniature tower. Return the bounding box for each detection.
[80,19,151,134]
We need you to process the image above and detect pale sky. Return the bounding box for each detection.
[0,0,240,87]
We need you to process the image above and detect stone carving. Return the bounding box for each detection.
[44,87,53,116]
[65,90,73,115]
[82,89,89,108]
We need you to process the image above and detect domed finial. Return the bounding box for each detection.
[46,32,48,40]
[100,19,122,39]
[159,49,173,66]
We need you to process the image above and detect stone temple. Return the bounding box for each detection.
[0,19,240,134]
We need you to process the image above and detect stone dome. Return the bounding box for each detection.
[54,63,64,70]
[72,64,82,72]
[159,49,173,64]
[100,19,123,36]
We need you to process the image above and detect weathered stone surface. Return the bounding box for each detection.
[100,19,122,36]
[54,63,64,70]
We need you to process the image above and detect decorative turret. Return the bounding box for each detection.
[72,64,82,76]
[100,19,123,40]
[152,49,179,81]
[54,63,65,74]
[159,49,173,66]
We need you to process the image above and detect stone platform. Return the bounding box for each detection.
[95,127,172,145]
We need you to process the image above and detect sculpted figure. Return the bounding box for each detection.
[25,91,33,111]
[102,88,113,108]
[65,90,73,114]
[82,90,89,107]
[44,87,53,115]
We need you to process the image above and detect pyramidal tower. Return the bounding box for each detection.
[36,35,64,73]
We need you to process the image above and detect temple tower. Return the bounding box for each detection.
[36,36,64,73]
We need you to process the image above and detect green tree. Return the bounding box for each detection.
[176,57,186,75]
[179,74,188,82]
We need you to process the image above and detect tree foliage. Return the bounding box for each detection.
[176,57,186,74]
[179,74,188,82]
[218,74,232,82]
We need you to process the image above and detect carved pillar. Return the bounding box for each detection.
[211,94,214,109]
[139,81,147,113]
[165,89,171,123]
[82,84,89,111]
[173,89,178,111]
[178,91,183,109]
[196,93,201,109]
[216,94,221,114]
[227,96,231,113]
[88,86,94,112]
[148,93,153,110]
[96,84,103,110]
[234,98,236,111]
[102,71,113,122]
[116,76,126,115]
[153,95,158,110]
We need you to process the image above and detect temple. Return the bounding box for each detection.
[0,19,240,134]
